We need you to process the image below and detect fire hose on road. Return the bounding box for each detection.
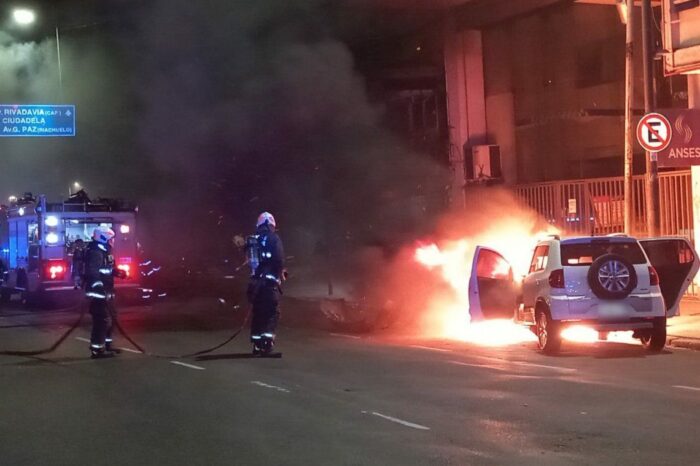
[0,303,86,357]
[110,302,252,359]
[0,298,251,359]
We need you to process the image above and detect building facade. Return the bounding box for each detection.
[443,1,686,198]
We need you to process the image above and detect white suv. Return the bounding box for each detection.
[468,236,699,353]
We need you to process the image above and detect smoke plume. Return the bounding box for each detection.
[0,0,447,276]
[127,0,447,260]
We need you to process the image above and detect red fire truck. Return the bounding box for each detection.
[0,192,140,305]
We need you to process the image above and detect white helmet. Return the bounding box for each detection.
[256,212,276,228]
[93,226,116,244]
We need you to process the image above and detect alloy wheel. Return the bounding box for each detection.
[597,260,631,293]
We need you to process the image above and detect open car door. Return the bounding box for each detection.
[468,246,517,322]
[638,237,700,317]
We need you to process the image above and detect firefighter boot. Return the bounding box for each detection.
[90,348,115,359]
[260,336,274,356]
[251,336,262,356]
[105,340,121,355]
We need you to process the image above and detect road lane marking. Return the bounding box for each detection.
[170,361,205,371]
[448,360,508,371]
[76,337,141,354]
[468,355,576,373]
[673,385,700,392]
[251,381,290,393]
[330,333,362,340]
[366,411,430,431]
[410,345,452,353]
[508,361,576,372]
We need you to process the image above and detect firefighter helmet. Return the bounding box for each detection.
[93,226,116,244]
[256,212,276,228]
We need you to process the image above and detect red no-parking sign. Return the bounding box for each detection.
[637,113,672,152]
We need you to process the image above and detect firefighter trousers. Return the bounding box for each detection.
[89,297,115,351]
[250,281,280,342]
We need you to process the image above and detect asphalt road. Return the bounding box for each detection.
[1,298,700,466]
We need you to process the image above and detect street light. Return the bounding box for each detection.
[10,7,63,98]
[11,8,35,26]
[70,181,81,196]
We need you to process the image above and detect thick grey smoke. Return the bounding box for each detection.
[0,31,57,99]
[129,0,446,260]
[1,0,447,266]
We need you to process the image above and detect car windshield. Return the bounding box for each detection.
[560,240,646,266]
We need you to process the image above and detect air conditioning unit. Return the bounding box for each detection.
[466,145,501,180]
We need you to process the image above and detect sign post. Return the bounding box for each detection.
[0,104,75,137]
[623,0,635,235]
[643,0,660,237]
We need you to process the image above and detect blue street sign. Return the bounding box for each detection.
[0,104,76,137]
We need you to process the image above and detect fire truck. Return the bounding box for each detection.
[0,192,140,305]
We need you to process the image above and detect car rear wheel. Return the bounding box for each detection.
[640,317,666,352]
[536,308,561,354]
[587,253,638,300]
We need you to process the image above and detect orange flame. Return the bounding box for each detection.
[414,217,559,346]
[561,326,637,344]
[560,326,598,343]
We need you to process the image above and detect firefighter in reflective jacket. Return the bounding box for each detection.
[85,226,127,359]
[247,212,285,355]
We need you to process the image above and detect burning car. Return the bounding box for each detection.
[469,235,699,353]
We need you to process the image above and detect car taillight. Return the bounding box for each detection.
[648,266,659,286]
[549,269,565,289]
[45,261,67,280]
[117,264,131,278]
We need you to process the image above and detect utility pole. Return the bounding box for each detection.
[624,0,635,235]
[55,26,63,100]
[642,0,660,237]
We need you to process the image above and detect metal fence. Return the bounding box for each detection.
[512,170,697,296]
[513,170,693,241]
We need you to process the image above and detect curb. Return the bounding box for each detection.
[667,336,700,351]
